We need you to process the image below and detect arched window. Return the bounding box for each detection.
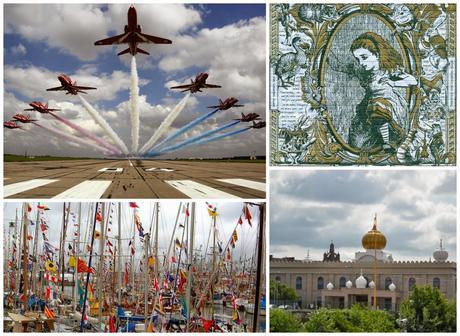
[409,277,416,290]
[275,275,281,283]
[339,277,346,288]
[385,277,392,290]
[317,277,324,290]
[433,277,440,289]
[296,276,302,290]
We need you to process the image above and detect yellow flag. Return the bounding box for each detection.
[69,255,76,267]
[148,256,155,266]
[45,260,57,273]
[208,208,218,218]
[147,322,154,332]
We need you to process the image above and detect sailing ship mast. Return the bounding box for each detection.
[252,203,265,332]
[22,203,29,312]
[185,203,196,332]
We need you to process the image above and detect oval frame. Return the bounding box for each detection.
[319,9,415,155]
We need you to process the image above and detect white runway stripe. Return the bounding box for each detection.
[165,180,240,199]
[4,179,58,197]
[217,178,266,192]
[52,180,112,199]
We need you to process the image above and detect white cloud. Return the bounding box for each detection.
[4,64,149,102]
[4,4,202,61]
[159,17,266,102]
[10,43,27,55]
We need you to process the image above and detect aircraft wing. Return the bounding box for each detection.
[74,86,97,90]
[135,32,172,44]
[46,86,65,91]
[47,108,61,111]
[207,105,220,109]
[24,108,35,111]
[171,84,193,89]
[94,32,130,45]
[202,83,222,88]
[233,104,245,107]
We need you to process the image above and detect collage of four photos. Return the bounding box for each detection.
[2,2,457,334]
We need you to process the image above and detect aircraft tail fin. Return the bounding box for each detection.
[136,47,150,55]
[117,48,131,56]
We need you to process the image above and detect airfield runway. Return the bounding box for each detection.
[4,159,265,199]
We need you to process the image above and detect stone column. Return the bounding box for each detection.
[391,293,396,311]
[344,293,348,308]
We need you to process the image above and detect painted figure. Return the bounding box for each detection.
[328,32,417,151]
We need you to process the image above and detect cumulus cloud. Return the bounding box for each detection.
[271,171,457,262]
[4,4,202,61]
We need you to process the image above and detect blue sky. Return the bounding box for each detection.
[4,4,266,158]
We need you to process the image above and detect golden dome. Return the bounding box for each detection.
[362,214,387,250]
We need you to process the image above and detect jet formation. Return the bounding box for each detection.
[234,113,261,122]
[170,73,221,93]
[4,121,21,129]
[12,114,37,123]
[94,5,172,56]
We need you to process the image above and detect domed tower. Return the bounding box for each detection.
[362,214,387,251]
[433,239,448,262]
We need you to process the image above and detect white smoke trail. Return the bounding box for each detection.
[78,95,129,155]
[33,122,114,155]
[130,56,140,154]
[139,93,190,155]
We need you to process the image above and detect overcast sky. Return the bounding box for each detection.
[270,170,456,262]
[4,4,265,158]
[4,201,262,270]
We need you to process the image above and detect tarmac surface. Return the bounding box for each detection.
[4,159,265,199]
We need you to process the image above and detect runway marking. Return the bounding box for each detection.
[216,178,266,192]
[98,168,123,173]
[145,168,175,172]
[165,180,240,199]
[52,180,112,199]
[4,179,58,198]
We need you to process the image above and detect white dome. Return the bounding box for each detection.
[326,282,334,290]
[433,250,448,262]
[346,280,352,288]
[389,283,396,292]
[356,275,367,289]
[369,280,375,289]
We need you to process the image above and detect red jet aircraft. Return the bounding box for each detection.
[25,101,61,114]
[234,113,261,122]
[4,121,21,129]
[170,73,221,93]
[249,121,266,129]
[12,114,37,123]
[208,97,244,110]
[47,74,96,95]
[95,5,172,56]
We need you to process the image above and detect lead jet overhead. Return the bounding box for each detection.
[94,5,172,56]
[170,73,221,93]
[25,101,61,114]
[12,114,37,123]
[4,121,21,129]
[234,113,261,122]
[208,97,244,110]
[249,121,266,129]
[46,74,97,95]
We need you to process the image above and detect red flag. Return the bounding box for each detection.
[171,256,177,263]
[27,204,32,212]
[77,258,94,273]
[244,205,252,227]
[185,207,190,217]
[106,240,113,247]
[129,202,139,208]
[201,318,213,332]
[153,277,160,291]
[238,216,243,225]
[96,212,102,222]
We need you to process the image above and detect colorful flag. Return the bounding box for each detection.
[77,259,94,273]
[129,202,139,208]
[238,216,243,225]
[244,205,252,227]
[135,213,144,237]
[124,263,129,285]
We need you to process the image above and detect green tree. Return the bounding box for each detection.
[270,308,302,332]
[399,285,456,332]
[303,305,398,332]
[270,280,297,302]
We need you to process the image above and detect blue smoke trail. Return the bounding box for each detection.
[148,108,219,151]
[157,120,240,153]
[146,126,250,157]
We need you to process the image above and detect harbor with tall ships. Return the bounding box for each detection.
[4,201,266,332]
